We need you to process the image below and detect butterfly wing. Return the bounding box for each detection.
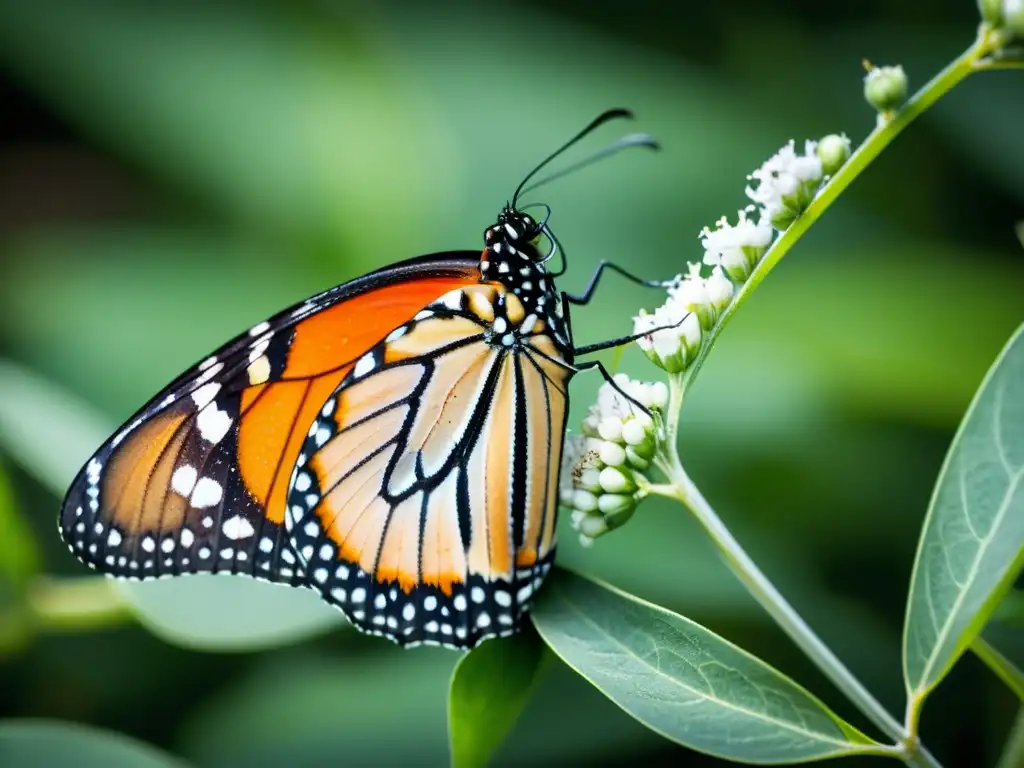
[59,253,484,586]
[284,282,572,648]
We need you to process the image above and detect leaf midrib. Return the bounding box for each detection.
[912,457,1024,694]
[550,586,867,752]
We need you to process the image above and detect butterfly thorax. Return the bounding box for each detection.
[479,207,570,355]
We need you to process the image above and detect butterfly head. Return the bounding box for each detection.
[483,206,542,255]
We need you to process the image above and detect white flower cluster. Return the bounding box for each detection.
[560,374,667,546]
[631,133,850,375]
[745,139,825,230]
[632,260,735,374]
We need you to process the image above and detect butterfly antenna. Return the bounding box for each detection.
[511,108,638,208]
[517,132,659,199]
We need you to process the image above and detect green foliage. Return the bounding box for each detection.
[0,0,1020,765]
[531,569,883,764]
[448,626,548,768]
[0,460,40,590]
[0,721,187,768]
[903,323,1024,721]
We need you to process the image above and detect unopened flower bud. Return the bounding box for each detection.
[816,134,851,176]
[597,417,623,443]
[598,441,627,467]
[621,419,648,447]
[572,489,598,513]
[625,446,651,470]
[578,514,609,543]
[1005,0,1024,34]
[577,467,602,494]
[598,466,635,494]
[598,493,635,518]
[864,64,907,113]
[978,0,1004,25]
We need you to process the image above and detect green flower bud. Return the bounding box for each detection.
[978,0,1003,25]
[864,64,907,113]
[1006,0,1024,35]
[598,466,635,494]
[600,496,637,528]
[578,514,609,541]
[598,441,627,468]
[816,134,851,176]
[572,489,598,513]
[576,467,603,494]
[597,417,623,443]
[598,493,636,518]
[624,446,651,471]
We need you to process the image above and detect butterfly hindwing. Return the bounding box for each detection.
[284,283,571,648]
[59,254,484,586]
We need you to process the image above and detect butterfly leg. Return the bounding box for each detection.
[572,358,654,417]
[564,260,674,306]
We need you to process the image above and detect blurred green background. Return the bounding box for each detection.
[0,0,1021,766]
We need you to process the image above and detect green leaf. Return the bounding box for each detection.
[903,323,1024,713]
[0,360,344,651]
[448,624,547,768]
[530,568,885,764]
[0,720,188,768]
[0,460,41,589]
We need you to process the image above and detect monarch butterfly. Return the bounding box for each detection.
[59,108,671,649]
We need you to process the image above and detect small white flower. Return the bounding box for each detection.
[701,207,773,282]
[745,141,824,230]
[704,266,734,314]
[668,262,715,330]
[633,299,701,373]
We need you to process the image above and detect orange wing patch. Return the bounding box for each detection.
[284,281,571,648]
[59,257,484,588]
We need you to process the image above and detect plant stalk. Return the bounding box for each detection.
[681,27,1007,391]
[653,432,939,767]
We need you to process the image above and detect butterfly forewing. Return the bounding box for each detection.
[285,284,570,648]
[59,255,483,587]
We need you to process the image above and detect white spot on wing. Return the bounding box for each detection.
[190,477,223,509]
[196,361,224,385]
[171,465,198,497]
[191,382,221,409]
[222,515,255,540]
[248,321,270,337]
[197,403,233,444]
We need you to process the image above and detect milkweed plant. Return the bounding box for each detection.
[518,9,1024,768]
[0,5,1023,768]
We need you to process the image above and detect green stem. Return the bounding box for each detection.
[681,27,1006,392]
[652,419,939,767]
